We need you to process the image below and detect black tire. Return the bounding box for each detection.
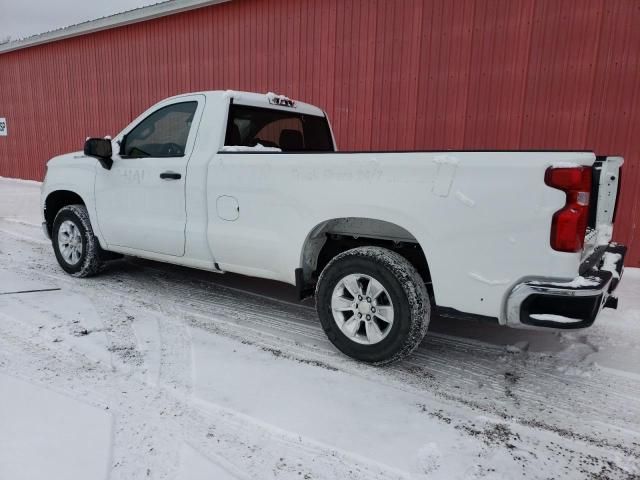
[52,204,103,277]
[315,246,430,364]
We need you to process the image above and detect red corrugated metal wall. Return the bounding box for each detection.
[1,0,639,265]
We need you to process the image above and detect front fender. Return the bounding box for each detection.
[42,154,104,246]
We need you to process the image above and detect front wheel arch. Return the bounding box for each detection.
[44,190,86,238]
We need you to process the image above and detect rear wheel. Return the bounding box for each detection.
[52,205,103,277]
[315,246,430,364]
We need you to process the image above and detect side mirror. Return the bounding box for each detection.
[84,138,113,170]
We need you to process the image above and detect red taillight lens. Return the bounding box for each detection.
[545,166,592,192]
[545,166,592,252]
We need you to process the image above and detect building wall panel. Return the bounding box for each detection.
[1,0,639,265]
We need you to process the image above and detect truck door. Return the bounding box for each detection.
[94,95,205,256]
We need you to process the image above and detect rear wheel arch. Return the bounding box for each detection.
[299,217,433,298]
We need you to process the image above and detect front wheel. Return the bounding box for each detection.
[315,246,431,364]
[52,204,103,277]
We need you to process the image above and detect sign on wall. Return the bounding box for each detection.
[0,118,6,136]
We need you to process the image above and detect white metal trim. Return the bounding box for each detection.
[0,0,231,54]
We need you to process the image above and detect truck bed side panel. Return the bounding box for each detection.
[206,151,596,320]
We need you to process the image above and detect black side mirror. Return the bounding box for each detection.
[84,138,113,170]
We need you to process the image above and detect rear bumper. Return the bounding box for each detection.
[505,243,626,329]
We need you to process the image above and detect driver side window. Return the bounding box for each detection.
[122,101,197,158]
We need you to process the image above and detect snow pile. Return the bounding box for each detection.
[601,252,622,279]
[265,91,294,106]
[549,161,581,168]
[562,276,601,288]
[0,177,42,226]
[220,143,282,152]
[596,224,614,246]
[0,175,42,186]
[222,89,238,99]
[530,313,582,324]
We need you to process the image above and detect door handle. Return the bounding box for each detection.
[160,171,181,180]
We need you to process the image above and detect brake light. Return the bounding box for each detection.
[545,166,592,252]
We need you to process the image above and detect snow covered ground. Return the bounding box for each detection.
[1,176,639,479]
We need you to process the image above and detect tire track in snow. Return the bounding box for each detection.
[0,289,185,480]
[0,299,412,480]
[149,275,196,395]
[124,263,640,437]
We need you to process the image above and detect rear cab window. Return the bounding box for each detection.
[224,104,335,152]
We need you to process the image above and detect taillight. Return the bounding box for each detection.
[545,166,592,252]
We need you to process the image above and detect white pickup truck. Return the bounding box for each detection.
[41,90,627,364]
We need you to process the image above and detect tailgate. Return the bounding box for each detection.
[582,156,624,260]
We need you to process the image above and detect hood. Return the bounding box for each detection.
[46,151,86,168]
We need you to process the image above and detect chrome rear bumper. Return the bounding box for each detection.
[505,244,626,329]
